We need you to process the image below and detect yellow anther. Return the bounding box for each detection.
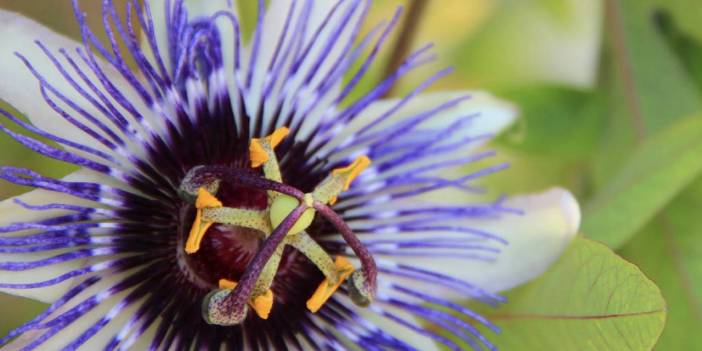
[252,290,274,319]
[306,256,355,313]
[185,188,223,254]
[332,156,371,191]
[249,141,269,168]
[219,279,237,290]
[218,279,274,320]
[268,127,290,148]
[249,127,290,168]
[196,187,223,209]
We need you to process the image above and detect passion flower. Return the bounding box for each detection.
[0,0,580,349]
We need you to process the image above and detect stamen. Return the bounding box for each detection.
[185,188,223,254]
[249,142,269,169]
[313,156,372,205]
[306,256,354,313]
[197,187,224,208]
[287,232,338,280]
[332,156,372,191]
[252,290,274,319]
[249,127,290,168]
[202,207,271,233]
[218,279,274,320]
[218,279,236,289]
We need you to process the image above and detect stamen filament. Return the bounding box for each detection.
[287,232,338,279]
[185,188,223,254]
[253,244,284,297]
[313,156,371,205]
[250,128,289,202]
[202,207,271,233]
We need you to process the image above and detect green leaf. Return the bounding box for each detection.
[654,9,702,94]
[620,178,702,350]
[649,0,702,44]
[496,85,604,159]
[583,115,702,248]
[0,294,45,338]
[592,0,702,189]
[469,237,666,350]
[484,85,606,197]
[605,0,701,132]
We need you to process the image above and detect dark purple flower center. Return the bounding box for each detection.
[176,166,326,321]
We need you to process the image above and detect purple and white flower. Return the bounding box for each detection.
[0,1,580,350]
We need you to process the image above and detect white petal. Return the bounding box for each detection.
[309,295,441,351]
[417,91,517,140]
[145,0,237,70]
[330,189,578,350]
[0,9,158,168]
[357,303,442,351]
[4,269,148,351]
[362,188,579,301]
[327,91,517,208]
[474,187,580,292]
[0,10,86,142]
[148,0,235,30]
[0,169,109,303]
[247,0,365,135]
[0,10,119,154]
[326,91,517,164]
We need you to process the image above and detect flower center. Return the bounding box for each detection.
[179,181,267,286]
[177,128,378,326]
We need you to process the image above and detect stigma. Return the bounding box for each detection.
[179,128,377,326]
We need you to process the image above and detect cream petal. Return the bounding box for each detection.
[145,0,237,71]
[472,187,580,292]
[305,294,441,351]
[357,302,442,351]
[116,316,160,351]
[0,10,91,145]
[247,0,363,135]
[0,169,112,303]
[325,91,517,167]
[0,9,139,159]
[327,91,517,208]
[359,91,517,142]
[143,0,241,138]
[3,269,148,351]
[352,188,579,302]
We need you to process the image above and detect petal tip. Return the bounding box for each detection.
[472,90,520,134]
[510,186,581,243]
[536,187,581,238]
[556,188,581,237]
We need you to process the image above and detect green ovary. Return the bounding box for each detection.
[269,195,316,235]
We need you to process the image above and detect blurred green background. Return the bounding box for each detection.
[1,0,701,349]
